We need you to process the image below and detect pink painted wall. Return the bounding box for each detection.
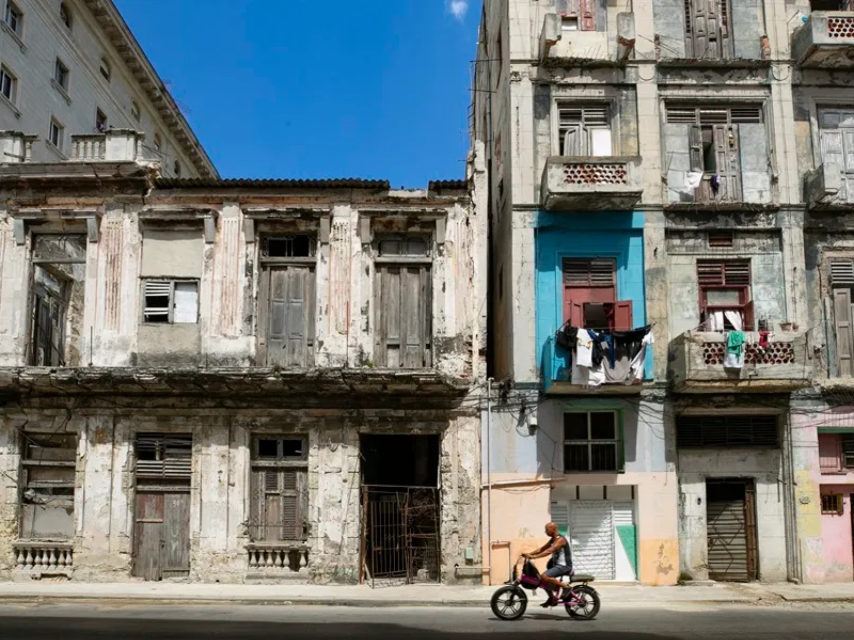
[820,488,853,583]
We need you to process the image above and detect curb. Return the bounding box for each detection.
[0,595,765,608]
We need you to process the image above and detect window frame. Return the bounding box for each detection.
[697,260,753,331]
[820,494,844,516]
[249,436,309,543]
[59,2,71,29]
[18,431,77,540]
[95,108,108,133]
[48,118,64,150]
[99,56,111,82]
[0,64,16,103]
[556,0,599,32]
[141,279,200,325]
[5,1,22,36]
[54,57,69,91]
[843,435,854,470]
[562,411,625,474]
[554,102,616,157]
[130,100,141,121]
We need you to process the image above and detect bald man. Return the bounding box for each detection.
[522,522,573,608]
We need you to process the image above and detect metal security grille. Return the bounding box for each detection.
[569,501,615,580]
[706,480,757,582]
[676,415,778,448]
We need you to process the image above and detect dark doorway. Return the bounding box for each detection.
[360,434,439,487]
[360,434,441,586]
[706,479,758,582]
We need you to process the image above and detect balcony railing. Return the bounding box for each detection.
[13,541,74,573]
[70,129,142,162]
[669,331,812,393]
[539,13,635,66]
[246,543,310,577]
[792,12,854,68]
[542,335,649,395]
[541,156,643,211]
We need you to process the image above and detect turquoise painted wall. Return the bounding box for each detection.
[534,212,651,384]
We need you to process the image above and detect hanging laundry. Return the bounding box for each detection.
[710,175,721,192]
[575,329,595,368]
[758,331,770,348]
[724,330,745,369]
[685,171,703,190]
[556,324,577,351]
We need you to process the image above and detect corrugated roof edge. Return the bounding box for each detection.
[428,180,467,190]
[155,178,392,189]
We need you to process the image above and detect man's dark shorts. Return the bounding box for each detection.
[544,565,574,579]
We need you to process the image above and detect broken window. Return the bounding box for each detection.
[249,437,308,542]
[697,260,753,331]
[258,234,316,368]
[375,235,433,368]
[19,432,77,540]
[558,104,612,156]
[142,280,198,324]
[555,0,600,32]
[563,412,623,473]
[562,258,632,330]
[135,434,192,481]
[818,109,854,204]
[683,0,732,59]
[29,234,86,366]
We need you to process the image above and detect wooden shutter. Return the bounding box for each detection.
[265,267,315,368]
[833,287,853,378]
[251,469,305,541]
[819,435,842,473]
[613,300,633,331]
[377,265,432,368]
[690,0,721,59]
[563,125,582,156]
[566,300,584,327]
[563,258,616,287]
[579,0,596,31]
[832,259,854,287]
[689,125,703,173]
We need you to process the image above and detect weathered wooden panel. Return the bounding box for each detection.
[263,267,315,367]
[162,492,190,577]
[133,493,164,581]
[376,266,431,368]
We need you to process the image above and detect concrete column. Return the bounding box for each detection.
[0,418,21,578]
[0,215,28,365]
[511,212,537,383]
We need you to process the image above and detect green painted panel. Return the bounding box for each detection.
[817,428,854,434]
[616,524,637,577]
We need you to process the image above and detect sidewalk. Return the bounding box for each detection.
[0,580,853,607]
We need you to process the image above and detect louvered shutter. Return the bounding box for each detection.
[677,415,778,448]
[723,262,750,286]
[689,125,703,173]
[831,259,854,287]
[833,287,853,378]
[563,259,616,287]
[698,262,725,286]
[143,281,171,321]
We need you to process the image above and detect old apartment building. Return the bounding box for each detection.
[1,0,214,177]
[0,129,487,584]
[474,0,854,585]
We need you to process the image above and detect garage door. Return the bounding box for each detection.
[569,501,615,580]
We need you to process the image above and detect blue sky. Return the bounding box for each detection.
[114,0,481,186]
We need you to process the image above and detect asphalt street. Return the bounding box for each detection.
[1,602,853,639]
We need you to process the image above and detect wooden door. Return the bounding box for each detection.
[133,492,164,581]
[133,491,190,581]
[688,0,723,59]
[263,266,315,367]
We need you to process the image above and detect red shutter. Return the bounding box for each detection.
[614,300,633,331]
[566,300,584,327]
[580,0,596,31]
[743,300,755,331]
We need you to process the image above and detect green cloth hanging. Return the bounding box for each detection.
[727,331,745,354]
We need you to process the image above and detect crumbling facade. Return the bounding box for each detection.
[473,0,854,585]
[0,129,487,584]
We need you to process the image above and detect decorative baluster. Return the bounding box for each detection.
[265,550,273,567]
[24,549,33,570]
[299,551,307,570]
[48,548,56,569]
[15,549,23,569]
[276,550,284,568]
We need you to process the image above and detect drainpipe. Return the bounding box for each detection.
[486,377,494,584]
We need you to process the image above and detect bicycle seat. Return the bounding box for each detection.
[570,574,595,582]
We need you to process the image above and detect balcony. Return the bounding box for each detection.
[542,335,648,395]
[804,162,854,209]
[792,12,854,68]
[70,129,143,162]
[541,156,643,211]
[669,331,812,393]
[246,543,310,580]
[539,13,635,67]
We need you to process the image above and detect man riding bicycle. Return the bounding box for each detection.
[522,521,573,608]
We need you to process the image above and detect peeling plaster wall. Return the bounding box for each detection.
[677,448,787,583]
[0,408,481,584]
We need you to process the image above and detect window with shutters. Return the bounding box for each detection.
[562,258,632,330]
[257,235,316,368]
[557,104,612,156]
[563,412,624,473]
[142,280,199,324]
[683,0,732,59]
[820,494,844,516]
[375,235,433,368]
[555,0,599,32]
[676,415,779,448]
[666,105,763,203]
[817,109,854,204]
[249,437,308,542]
[829,258,854,377]
[844,435,854,469]
[697,260,753,331]
[19,432,77,539]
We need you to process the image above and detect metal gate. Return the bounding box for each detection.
[569,500,615,580]
[706,479,757,582]
[361,487,440,587]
